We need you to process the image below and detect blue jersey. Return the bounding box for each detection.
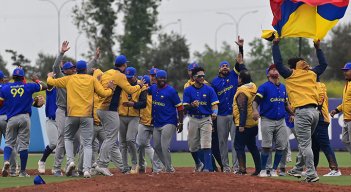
[149,84,182,128]
[211,70,239,116]
[183,85,219,116]
[285,113,294,129]
[256,81,287,120]
[0,83,9,116]
[46,88,57,120]
[0,82,41,120]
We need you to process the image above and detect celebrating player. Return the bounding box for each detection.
[272,38,328,182]
[183,67,219,172]
[149,70,184,173]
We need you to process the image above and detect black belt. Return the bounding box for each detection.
[190,114,210,119]
[297,104,318,110]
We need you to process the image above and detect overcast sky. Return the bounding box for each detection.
[0,0,350,72]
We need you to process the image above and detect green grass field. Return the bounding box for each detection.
[0,152,350,189]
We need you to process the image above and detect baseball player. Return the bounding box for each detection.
[149,67,158,85]
[136,74,163,174]
[252,64,292,177]
[37,85,58,174]
[47,60,114,178]
[149,70,184,173]
[1,68,47,177]
[331,62,351,158]
[273,38,327,182]
[211,37,246,173]
[118,67,145,174]
[94,55,143,176]
[312,78,341,176]
[184,62,209,89]
[233,69,261,176]
[52,41,99,176]
[183,67,219,172]
[0,71,18,177]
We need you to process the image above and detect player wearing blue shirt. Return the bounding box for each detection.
[38,86,58,174]
[252,64,294,177]
[1,68,47,177]
[149,70,184,173]
[211,37,246,173]
[184,67,219,172]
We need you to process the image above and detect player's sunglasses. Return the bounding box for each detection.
[194,74,205,79]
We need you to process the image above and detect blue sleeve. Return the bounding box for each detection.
[171,88,182,107]
[272,44,293,78]
[183,87,191,105]
[209,87,219,104]
[256,84,266,98]
[311,48,328,76]
[28,83,41,93]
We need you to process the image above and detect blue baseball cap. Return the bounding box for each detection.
[142,75,151,85]
[187,62,199,71]
[34,175,46,185]
[13,68,25,77]
[0,71,4,79]
[266,64,276,76]
[149,67,159,75]
[219,61,230,68]
[115,55,128,66]
[125,67,136,79]
[76,60,87,71]
[156,70,167,79]
[62,62,75,70]
[341,62,351,71]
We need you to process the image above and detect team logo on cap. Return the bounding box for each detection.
[161,95,164,99]
[226,79,229,83]
[153,69,157,73]
[203,94,207,98]
[15,70,19,75]
[126,71,130,75]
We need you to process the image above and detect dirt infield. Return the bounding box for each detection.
[1,168,351,192]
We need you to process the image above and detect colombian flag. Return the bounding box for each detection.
[270,0,349,40]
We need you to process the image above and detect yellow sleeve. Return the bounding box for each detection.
[115,74,140,94]
[337,104,343,112]
[93,78,113,98]
[47,76,69,88]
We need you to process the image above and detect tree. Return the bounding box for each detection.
[194,42,237,82]
[144,32,190,90]
[0,54,9,76]
[73,0,117,70]
[5,49,37,79]
[35,53,75,79]
[119,0,161,71]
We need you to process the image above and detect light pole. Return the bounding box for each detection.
[217,10,258,38]
[39,0,76,52]
[160,19,182,34]
[215,22,234,52]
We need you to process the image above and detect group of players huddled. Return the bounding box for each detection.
[1,36,351,183]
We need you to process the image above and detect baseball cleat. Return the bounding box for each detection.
[2,161,10,177]
[302,176,319,183]
[130,165,139,174]
[258,170,269,177]
[18,171,30,177]
[95,166,113,176]
[65,162,76,177]
[194,162,204,172]
[270,170,278,177]
[139,167,146,174]
[38,160,46,174]
[287,169,302,178]
[235,170,247,175]
[9,172,17,177]
[83,171,91,178]
[323,170,341,176]
[223,167,231,173]
[53,170,63,177]
[251,171,260,176]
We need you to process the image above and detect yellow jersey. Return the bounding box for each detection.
[337,81,351,121]
[118,81,147,117]
[47,74,112,117]
[285,69,318,108]
[99,69,141,111]
[140,91,153,126]
[233,82,258,128]
[93,69,104,125]
[317,82,330,123]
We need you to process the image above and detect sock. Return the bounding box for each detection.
[202,148,213,172]
[260,151,269,170]
[191,151,201,165]
[41,145,54,162]
[19,150,28,171]
[4,146,13,161]
[273,150,283,170]
[198,150,205,163]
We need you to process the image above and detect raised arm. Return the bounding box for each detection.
[87,47,100,74]
[94,78,113,98]
[47,72,69,88]
[234,36,247,73]
[133,90,147,109]
[53,41,70,78]
[272,39,293,78]
[311,41,328,76]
